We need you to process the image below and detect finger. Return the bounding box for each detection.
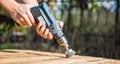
[47,32,53,40]
[21,13,32,26]
[36,22,42,35]
[40,25,46,35]
[16,20,24,26]
[19,18,28,26]
[58,21,64,28]
[27,11,37,26]
[43,29,49,38]
[15,14,26,26]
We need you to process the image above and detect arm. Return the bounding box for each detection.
[0,0,62,40]
[0,0,52,39]
[0,0,19,14]
[21,0,39,6]
[0,0,37,26]
[0,0,39,13]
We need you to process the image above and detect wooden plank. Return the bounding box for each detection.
[0,49,119,64]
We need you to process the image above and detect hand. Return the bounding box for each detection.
[9,4,37,27]
[36,21,64,40]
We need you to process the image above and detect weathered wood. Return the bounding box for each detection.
[0,49,119,64]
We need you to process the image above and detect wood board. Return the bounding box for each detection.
[0,49,119,64]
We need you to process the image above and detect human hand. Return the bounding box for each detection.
[9,4,37,27]
[36,21,64,40]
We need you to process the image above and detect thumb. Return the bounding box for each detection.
[57,20,64,28]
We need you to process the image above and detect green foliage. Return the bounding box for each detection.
[91,2,98,12]
[13,23,28,34]
[0,43,20,50]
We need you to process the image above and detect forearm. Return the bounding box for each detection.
[21,0,39,6]
[0,0,19,14]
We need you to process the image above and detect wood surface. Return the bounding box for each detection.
[0,49,119,64]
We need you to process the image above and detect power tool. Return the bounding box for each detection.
[30,2,75,58]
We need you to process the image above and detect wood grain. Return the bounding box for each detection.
[0,49,119,64]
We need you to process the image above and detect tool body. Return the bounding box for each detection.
[30,2,75,58]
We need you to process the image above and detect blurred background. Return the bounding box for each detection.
[0,0,120,59]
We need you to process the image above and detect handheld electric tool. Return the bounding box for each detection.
[30,2,75,58]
